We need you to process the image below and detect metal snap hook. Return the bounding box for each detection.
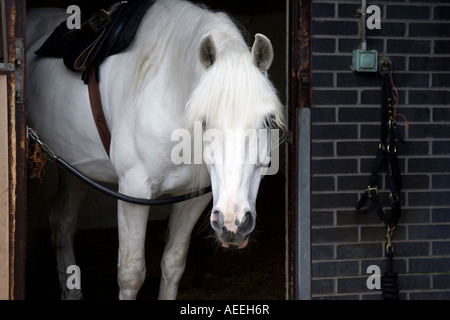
[379,56,393,76]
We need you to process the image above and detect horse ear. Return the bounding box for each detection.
[199,33,217,70]
[251,33,274,72]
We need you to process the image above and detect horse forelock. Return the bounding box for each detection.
[184,47,285,133]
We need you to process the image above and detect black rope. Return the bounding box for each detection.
[28,128,212,206]
[56,157,212,206]
[381,252,400,300]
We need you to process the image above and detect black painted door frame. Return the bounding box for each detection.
[287,0,312,300]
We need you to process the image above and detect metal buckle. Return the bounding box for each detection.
[367,186,378,199]
[88,9,112,33]
[388,117,396,129]
[387,144,397,154]
[389,192,399,203]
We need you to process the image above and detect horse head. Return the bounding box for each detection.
[185,33,285,249]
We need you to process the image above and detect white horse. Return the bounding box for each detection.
[26,0,285,300]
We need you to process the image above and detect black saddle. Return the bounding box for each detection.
[35,0,155,83]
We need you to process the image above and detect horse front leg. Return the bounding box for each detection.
[48,168,88,300]
[158,193,212,300]
[117,196,150,300]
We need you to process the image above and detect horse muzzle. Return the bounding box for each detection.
[221,235,249,249]
[211,208,255,249]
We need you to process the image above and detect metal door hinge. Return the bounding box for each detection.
[14,39,24,103]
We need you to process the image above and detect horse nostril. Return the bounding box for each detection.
[239,210,254,234]
[211,209,224,233]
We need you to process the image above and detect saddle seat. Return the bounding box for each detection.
[35,0,155,83]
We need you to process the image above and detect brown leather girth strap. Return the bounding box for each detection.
[88,66,111,156]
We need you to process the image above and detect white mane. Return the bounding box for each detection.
[183,11,285,132]
[184,45,285,131]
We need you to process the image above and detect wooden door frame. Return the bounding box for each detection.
[0,0,27,300]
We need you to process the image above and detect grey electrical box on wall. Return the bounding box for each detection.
[351,49,378,72]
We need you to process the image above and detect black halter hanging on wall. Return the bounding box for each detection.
[356,62,405,300]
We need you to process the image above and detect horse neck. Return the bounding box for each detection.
[120,0,248,120]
